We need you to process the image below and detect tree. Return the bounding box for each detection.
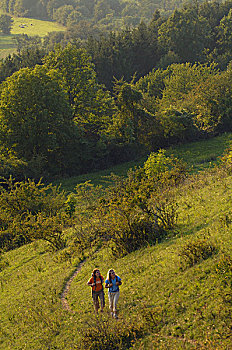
[43,44,115,140]
[0,65,79,176]
[0,14,13,34]
[158,6,211,62]
[110,79,159,150]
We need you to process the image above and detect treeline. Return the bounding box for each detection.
[0,45,232,181]
[4,1,232,89]
[0,0,191,29]
[0,1,232,179]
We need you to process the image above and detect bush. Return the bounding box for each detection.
[72,152,185,256]
[0,252,9,271]
[216,253,232,288]
[219,144,232,174]
[80,316,144,350]
[0,177,68,250]
[141,306,166,332]
[178,236,217,270]
[110,218,166,257]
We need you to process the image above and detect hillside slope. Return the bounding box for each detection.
[0,136,232,349]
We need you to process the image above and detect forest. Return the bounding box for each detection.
[0,0,232,181]
[0,0,196,28]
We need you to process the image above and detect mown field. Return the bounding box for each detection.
[0,14,65,58]
[0,133,232,349]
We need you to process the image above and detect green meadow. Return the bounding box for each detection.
[0,15,65,58]
[11,16,65,37]
[0,133,232,349]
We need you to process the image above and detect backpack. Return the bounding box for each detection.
[108,275,119,292]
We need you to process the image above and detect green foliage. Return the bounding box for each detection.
[81,150,186,256]
[0,251,8,271]
[0,14,13,34]
[0,47,45,83]
[0,150,26,178]
[158,107,197,143]
[0,178,68,250]
[182,70,232,134]
[178,236,217,270]
[219,143,232,174]
[158,6,211,62]
[144,149,186,182]
[43,44,115,167]
[0,136,232,349]
[0,64,79,177]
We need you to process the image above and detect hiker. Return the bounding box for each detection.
[87,268,105,313]
[105,269,122,319]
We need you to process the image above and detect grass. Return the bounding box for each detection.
[11,16,65,37]
[0,33,17,58]
[0,14,65,58]
[0,134,232,349]
[56,133,232,192]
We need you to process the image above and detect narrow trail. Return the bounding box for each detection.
[60,261,85,312]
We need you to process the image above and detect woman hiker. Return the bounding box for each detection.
[87,268,105,313]
[105,269,122,319]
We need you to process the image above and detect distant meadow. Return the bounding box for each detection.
[0,13,65,58]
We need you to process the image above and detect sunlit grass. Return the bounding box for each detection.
[11,16,65,37]
[0,14,66,57]
[0,134,232,349]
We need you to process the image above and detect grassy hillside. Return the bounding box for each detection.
[0,133,231,349]
[57,133,232,192]
[0,33,16,58]
[0,14,65,58]
[11,16,65,37]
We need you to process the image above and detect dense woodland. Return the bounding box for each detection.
[0,0,232,181]
[0,0,195,28]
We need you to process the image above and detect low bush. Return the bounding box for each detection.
[219,144,232,174]
[0,177,68,250]
[178,236,217,270]
[141,306,166,332]
[79,316,144,350]
[72,151,185,256]
[0,252,9,271]
[216,253,232,288]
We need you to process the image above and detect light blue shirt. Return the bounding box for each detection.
[105,276,121,292]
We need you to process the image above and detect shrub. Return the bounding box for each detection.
[141,306,166,332]
[72,152,186,257]
[219,144,232,174]
[216,253,232,288]
[143,149,186,186]
[80,316,144,350]
[110,218,166,257]
[178,236,217,270]
[98,170,179,256]
[0,177,68,250]
[0,252,9,271]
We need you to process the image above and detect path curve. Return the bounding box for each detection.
[60,261,85,312]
